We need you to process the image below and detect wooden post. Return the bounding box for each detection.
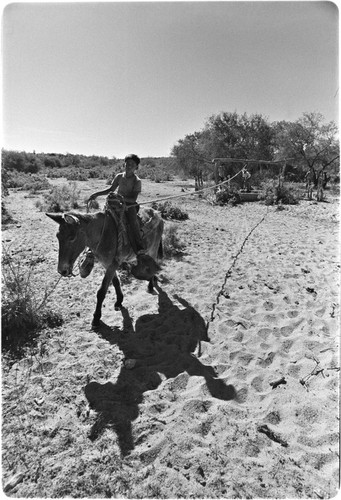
[213,160,219,185]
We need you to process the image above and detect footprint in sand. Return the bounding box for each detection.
[266,410,281,424]
[257,352,275,368]
[181,399,213,414]
[260,342,271,351]
[244,440,261,457]
[257,328,272,340]
[296,404,321,427]
[251,375,264,393]
[281,339,294,353]
[280,325,294,337]
[236,353,254,366]
[287,310,299,318]
[236,386,248,403]
[233,331,244,342]
[263,301,274,311]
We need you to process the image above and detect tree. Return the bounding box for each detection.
[171,111,274,187]
[273,112,339,186]
[171,131,212,189]
[202,111,274,160]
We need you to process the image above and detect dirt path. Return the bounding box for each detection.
[2,179,340,498]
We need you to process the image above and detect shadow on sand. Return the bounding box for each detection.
[84,285,237,456]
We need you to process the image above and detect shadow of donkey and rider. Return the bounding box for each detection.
[84,285,238,456]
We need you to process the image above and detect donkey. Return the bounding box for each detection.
[47,206,163,328]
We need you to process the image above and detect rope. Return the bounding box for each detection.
[81,167,245,213]
[206,207,270,335]
[137,167,245,207]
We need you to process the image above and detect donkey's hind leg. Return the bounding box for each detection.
[92,266,117,328]
[112,271,123,310]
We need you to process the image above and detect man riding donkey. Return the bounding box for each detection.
[84,153,159,281]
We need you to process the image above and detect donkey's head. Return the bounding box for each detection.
[46,213,87,277]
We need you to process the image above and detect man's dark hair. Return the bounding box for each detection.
[124,154,140,166]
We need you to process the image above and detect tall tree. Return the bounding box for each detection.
[273,112,339,185]
[202,111,274,160]
[171,131,212,188]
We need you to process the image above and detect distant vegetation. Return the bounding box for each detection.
[1,150,181,192]
[1,111,339,212]
[1,150,182,222]
[171,111,340,196]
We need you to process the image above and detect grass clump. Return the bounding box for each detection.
[2,248,63,358]
[151,201,189,220]
[258,180,300,205]
[36,182,81,212]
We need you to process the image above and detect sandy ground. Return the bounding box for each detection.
[2,177,340,498]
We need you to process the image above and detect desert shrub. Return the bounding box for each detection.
[215,185,241,206]
[24,174,51,193]
[44,168,67,179]
[36,182,81,212]
[258,180,300,205]
[65,168,89,181]
[3,170,31,189]
[151,201,189,220]
[2,249,63,357]
[162,223,186,258]
[2,171,50,192]
[1,202,15,226]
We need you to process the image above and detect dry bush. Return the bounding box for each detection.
[151,201,189,220]
[215,185,242,206]
[65,168,89,181]
[2,248,63,358]
[36,182,81,212]
[258,180,300,205]
[162,223,186,258]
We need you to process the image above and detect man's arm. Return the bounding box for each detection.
[88,174,121,201]
[88,186,111,201]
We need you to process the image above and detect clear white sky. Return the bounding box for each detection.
[2,1,339,159]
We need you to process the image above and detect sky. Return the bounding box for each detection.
[2,1,339,159]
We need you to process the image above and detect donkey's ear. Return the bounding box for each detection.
[64,214,80,225]
[46,213,65,224]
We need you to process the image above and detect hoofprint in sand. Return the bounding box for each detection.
[2,178,339,498]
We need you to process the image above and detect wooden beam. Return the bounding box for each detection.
[212,158,293,165]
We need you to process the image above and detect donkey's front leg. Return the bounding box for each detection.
[92,265,116,328]
[112,271,123,310]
